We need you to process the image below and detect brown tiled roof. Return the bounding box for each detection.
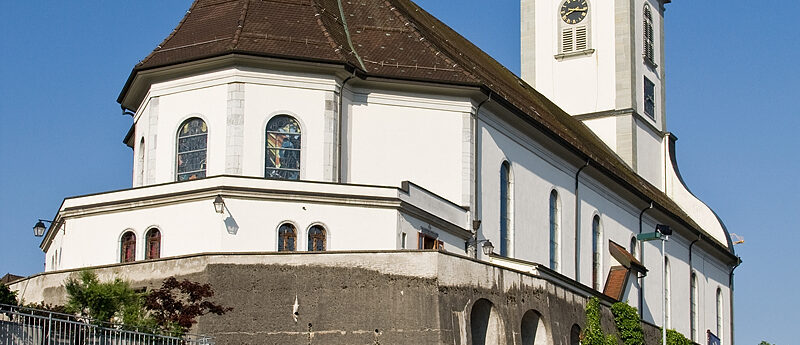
[603,266,630,301]
[120,0,733,259]
[1,273,23,285]
[609,240,647,274]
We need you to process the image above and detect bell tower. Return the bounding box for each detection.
[521,0,669,187]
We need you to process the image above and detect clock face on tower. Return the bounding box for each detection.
[560,0,589,25]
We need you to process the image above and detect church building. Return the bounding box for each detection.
[10,0,740,344]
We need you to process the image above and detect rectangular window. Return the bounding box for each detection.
[418,232,444,250]
[644,77,655,118]
[401,232,407,249]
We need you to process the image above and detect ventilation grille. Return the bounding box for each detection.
[644,15,655,63]
[575,26,588,51]
[562,28,574,53]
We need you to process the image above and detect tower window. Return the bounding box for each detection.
[176,118,208,181]
[644,77,655,118]
[120,231,136,263]
[278,223,297,251]
[643,5,655,65]
[265,115,301,180]
[557,0,592,56]
[144,228,161,260]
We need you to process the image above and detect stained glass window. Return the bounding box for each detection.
[265,115,301,180]
[120,231,136,263]
[145,228,161,260]
[176,118,208,181]
[278,223,297,251]
[308,225,326,251]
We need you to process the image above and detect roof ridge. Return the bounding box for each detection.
[229,0,250,49]
[138,0,202,67]
[335,0,366,70]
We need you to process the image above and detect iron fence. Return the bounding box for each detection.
[0,304,213,345]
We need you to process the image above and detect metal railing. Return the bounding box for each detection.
[0,304,213,345]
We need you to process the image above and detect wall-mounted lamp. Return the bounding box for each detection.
[213,195,225,214]
[466,238,494,257]
[32,219,53,237]
[481,240,494,256]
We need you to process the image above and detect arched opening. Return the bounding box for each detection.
[144,228,161,260]
[569,324,581,345]
[520,310,547,345]
[470,299,504,345]
[308,225,326,251]
[176,117,208,181]
[265,115,301,180]
[499,161,512,257]
[278,223,297,251]
[549,190,560,271]
[120,231,136,263]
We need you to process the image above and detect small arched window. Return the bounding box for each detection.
[176,118,208,181]
[499,161,512,257]
[265,115,301,180]
[716,287,723,339]
[643,5,655,64]
[278,223,297,251]
[569,324,581,345]
[120,231,136,263]
[308,225,326,251]
[630,236,637,258]
[591,215,601,290]
[144,228,161,260]
[690,273,698,341]
[549,190,560,271]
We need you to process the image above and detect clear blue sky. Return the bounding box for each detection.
[1,2,796,344]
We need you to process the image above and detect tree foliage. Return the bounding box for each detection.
[611,302,644,345]
[759,341,774,345]
[144,277,231,333]
[583,297,618,345]
[665,329,691,345]
[64,270,147,326]
[0,283,18,306]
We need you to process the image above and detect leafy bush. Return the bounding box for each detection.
[0,283,18,306]
[665,329,691,345]
[64,270,148,326]
[144,277,232,334]
[611,302,644,345]
[583,297,618,345]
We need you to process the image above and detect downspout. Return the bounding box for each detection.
[728,256,742,345]
[573,159,590,281]
[336,72,356,183]
[471,92,491,258]
[637,201,653,318]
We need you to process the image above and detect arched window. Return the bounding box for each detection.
[549,190,560,271]
[664,257,671,328]
[569,324,581,345]
[690,273,698,341]
[629,236,637,257]
[265,115,301,180]
[716,287,723,339]
[144,228,161,260]
[278,223,297,251]
[176,118,208,181]
[591,215,601,290]
[138,138,145,186]
[308,225,326,251]
[643,5,655,64]
[499,161,512,257]
[120,231,136,263]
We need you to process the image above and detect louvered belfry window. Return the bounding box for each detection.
[561,25,589,54]
[644,5,655,64]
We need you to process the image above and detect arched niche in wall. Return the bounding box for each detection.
[470,298,505,345]
[520,309,547,345]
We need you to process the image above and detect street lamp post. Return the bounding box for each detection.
[638,224,671,345]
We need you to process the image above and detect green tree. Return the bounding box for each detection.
[665,329,691,345]
[583,297,618,345]
[758,341,774,345]
[0,283,18,306]
[64,270,149,326]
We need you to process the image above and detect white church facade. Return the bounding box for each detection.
[14,0,740,344]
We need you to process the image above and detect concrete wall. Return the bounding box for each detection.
[12,251,664,345]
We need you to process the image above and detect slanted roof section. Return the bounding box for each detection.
[120,0,733,259]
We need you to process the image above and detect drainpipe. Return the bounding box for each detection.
[470,92,491,258]
[728,256,742,345]
[573,159,589,281]
[336,72,356,183]
[637,201,653,318]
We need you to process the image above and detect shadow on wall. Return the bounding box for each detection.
[470,298,505,345]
